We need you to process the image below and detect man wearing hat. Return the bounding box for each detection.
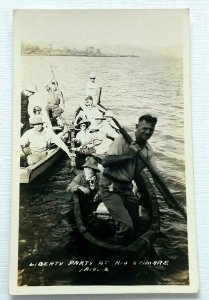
[20,115,72,165]
[85,73,100,105]
[21,84,37,135]
[74,119,91,147]
[67,156,101,222]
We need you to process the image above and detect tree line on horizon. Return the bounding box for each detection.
[21,43,103,56]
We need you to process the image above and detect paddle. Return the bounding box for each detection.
[97,87,102,105]
[50,65,65,104]
[111,117,187,221]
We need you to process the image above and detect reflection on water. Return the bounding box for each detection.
[18,55,189,286]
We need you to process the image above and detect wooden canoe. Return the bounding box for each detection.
[20,146,64,183]
[20,126,70,183]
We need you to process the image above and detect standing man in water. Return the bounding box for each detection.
[85,73,100,105]
[99,114,159,246]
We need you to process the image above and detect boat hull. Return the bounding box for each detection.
[20,147,63,183]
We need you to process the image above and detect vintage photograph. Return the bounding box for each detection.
[10,9,198,294]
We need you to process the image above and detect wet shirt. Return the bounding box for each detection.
[20,128,52,153]
[104,133,156,182]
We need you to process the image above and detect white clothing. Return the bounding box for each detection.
[21,128,51,153]
[90,121,119,141]
[85,80,99,104]
[76,129,91,146]
[87,121,119,154]
[75,106,103,128]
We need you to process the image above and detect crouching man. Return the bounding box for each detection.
[67,156,101,222]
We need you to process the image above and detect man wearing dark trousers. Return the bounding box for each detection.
[99,114,160,247]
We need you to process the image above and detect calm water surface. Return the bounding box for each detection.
[19,55,188,286]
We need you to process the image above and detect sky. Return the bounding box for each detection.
[14,9,188,54]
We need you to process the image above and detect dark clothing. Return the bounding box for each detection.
[67,173,100,222]
[21,92,29,123]
[21,92,30,136]
[99,133,159,245]
[52,106,64,119]
[100,174,140,245]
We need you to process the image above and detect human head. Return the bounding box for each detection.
[82,157,100,179]
[84,96,93,108]
[51,81,58,91]
[33,106,42,115]
[76,119,91,131]
[30,116,44,132]
[135,114,157,144]
[89,73,96,82]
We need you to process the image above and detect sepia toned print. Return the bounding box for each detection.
[10,9,198,294]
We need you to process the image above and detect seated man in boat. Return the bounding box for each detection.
[27,84,49,119]
[75,96,105,127]
[20,115,72,166]
[50,99,65,127]
[30,105,52,129]
[99,114,160,246]
[67,156,101,222]
[85,114,119,154]
[85,73,100,105]
[74,119,91,147]
[45,81,62,119]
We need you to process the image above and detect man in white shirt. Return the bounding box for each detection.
[21,116,71,165]
[85,73,99,105]
[75,96,103,128]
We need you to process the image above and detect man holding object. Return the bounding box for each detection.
[100,115,160,247]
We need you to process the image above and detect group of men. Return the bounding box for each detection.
[74,95,119,154]
[20,73,101,165]
[21,72,160,247]
[71,104,160,247]
[20,81,71,166]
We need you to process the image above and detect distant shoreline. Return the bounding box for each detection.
[21,54,139,58]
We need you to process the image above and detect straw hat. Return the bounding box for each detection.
[30,116,44,125]
[82,157,100,172]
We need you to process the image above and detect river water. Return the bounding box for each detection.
[18,55,188,286]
